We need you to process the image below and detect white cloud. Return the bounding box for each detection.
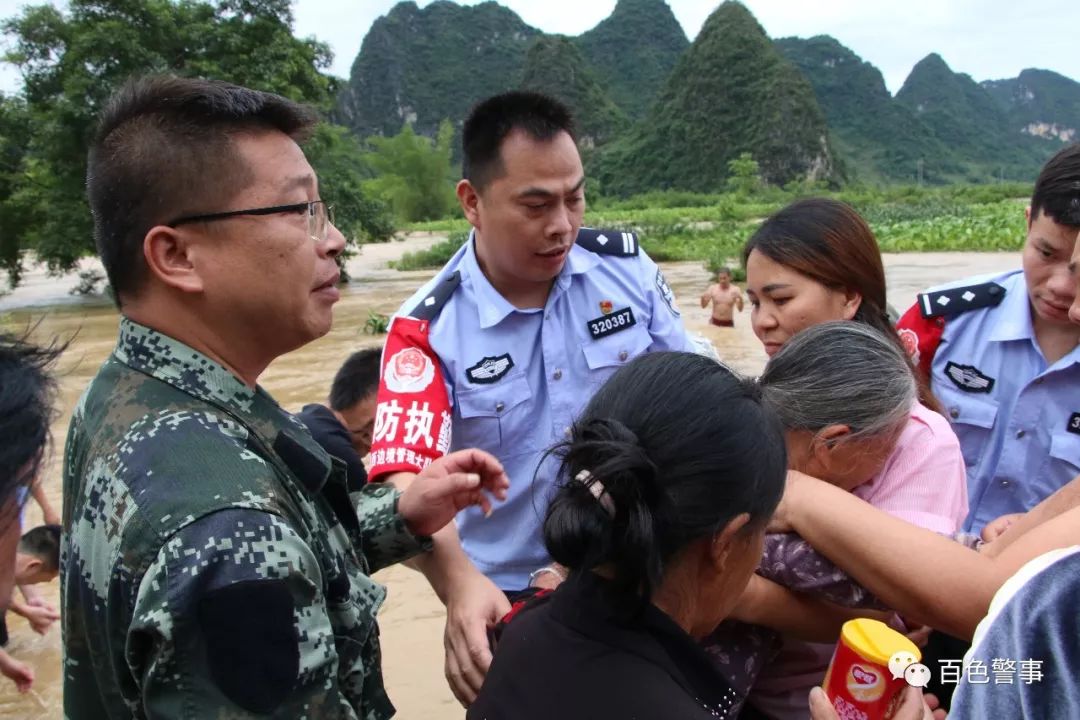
[2,0,1078,95]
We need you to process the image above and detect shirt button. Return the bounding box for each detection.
[563,426,572,438]
[1016,430,1025,439]
[1001,480,1010,487]
[553,369,562,380]
[949,407,960,419]
[495,401,505,412]
[618,350,628,362]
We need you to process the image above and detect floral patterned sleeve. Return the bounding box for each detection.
[757,532,888,610]
[759,531,979,609]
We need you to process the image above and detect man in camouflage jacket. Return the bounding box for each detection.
[61,76,507,719]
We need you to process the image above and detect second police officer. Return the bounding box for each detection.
[367,91,698,705]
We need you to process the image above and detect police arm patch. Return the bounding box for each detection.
[896,302,944,381]
[198,578,299,714]
[368,316,453,481]
[655,269,680,317]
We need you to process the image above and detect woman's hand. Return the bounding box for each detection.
[768,470,817,533]
[809,686,945,720]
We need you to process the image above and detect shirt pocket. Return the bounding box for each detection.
[1047,431,1080,478]
[323,567,382,685]
[581,325,653,392]
[937,387,998,470]
[453,372,536,456]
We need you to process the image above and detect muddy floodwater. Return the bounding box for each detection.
[0,238,1020,719]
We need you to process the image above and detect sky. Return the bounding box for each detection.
[2,0,1078,96]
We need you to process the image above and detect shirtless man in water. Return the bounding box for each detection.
[701,267,744,327]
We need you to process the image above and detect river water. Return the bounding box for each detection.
[0,246,1020,718]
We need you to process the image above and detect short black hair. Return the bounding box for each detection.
[0,331,63,518]
[18,524,61,573]
[87,75,318,307]
[329,348,382,412]
[461,90,576,190]
[1031,143,1080,227]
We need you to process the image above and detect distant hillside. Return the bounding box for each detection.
[520,36,628,149]
[896,53,1047,181]
[339,0,1078,190]
[983,69,1080,145]
[595,1,837,194]
[575,0,689,120]
[335,1,540,138]
[776,36,961,183]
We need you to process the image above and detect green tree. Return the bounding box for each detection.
[0,0,392,287]
[304,123,395,243]
[0,92,33,290]
[362,119,457,223]
[726,152,762,195]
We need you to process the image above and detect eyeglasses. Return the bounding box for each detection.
[167,200,335,243]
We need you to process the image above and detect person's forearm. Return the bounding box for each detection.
[984,475,1080,557]
[732,576,889,643]
[405,522,477,604]
[7,593,30,619]
[990,506,1080,578]
[30,479,57,524]
[785,479,1004,639]
[379,470,480,600]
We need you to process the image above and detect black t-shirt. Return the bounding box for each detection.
[296,404,367,492]
[469,572,740,720]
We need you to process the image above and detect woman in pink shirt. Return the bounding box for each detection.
[706,322,967,719]
[728,199,968,719]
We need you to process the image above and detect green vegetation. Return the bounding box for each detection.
[521,36,628,149]
[394,183,1030,272]
[574,0,688,120]
[338,1,1075,196]
[775,36,961,184]
[391,230,469,271]
[593,1,838,195]
[3,0,1074,293]
[363,310,391,334]
[0,0,396,290]
[895,54,1048,182]
[335,1,540,139]
[363,120,457,223]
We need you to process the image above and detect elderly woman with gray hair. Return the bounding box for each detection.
[710,321,968,720]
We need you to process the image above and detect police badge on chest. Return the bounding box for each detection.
[586,307,636,340]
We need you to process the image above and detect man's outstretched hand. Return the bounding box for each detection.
[398,449,510,538]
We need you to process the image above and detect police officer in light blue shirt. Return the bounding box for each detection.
[898,143,1080,534]
[367,91,695,706]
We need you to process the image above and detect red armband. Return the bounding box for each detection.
[896,303,944,381]
[368,316,453,481]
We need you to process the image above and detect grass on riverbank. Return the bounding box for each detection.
[393,184,1030,271]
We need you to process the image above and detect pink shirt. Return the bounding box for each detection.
[852,401,969,534]
[749,402,969,720]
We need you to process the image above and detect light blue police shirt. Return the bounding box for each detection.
[395,233,694,589]
[928,269,1080,532]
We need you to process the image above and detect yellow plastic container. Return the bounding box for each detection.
[821,619,921,719]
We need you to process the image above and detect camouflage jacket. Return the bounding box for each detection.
[61,318,430,719]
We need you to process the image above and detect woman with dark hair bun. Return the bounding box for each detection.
[468,351,787,720]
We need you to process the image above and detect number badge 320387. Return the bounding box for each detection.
[586,307,636,340]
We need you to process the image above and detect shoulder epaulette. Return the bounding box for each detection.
[575,227,639,257]
[918,281,1006,319]
[408,270,461,321]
